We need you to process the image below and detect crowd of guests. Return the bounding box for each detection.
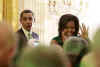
[0,9,100,67]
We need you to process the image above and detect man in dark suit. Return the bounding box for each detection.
[14,10,39,67]
[17,10,39,42]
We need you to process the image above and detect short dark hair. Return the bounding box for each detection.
[20,10,33,19]
[58,14,79,37]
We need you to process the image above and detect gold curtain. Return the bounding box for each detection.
[0,0,3,22]
[3,0,19,32]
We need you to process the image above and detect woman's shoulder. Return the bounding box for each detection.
[51,36,63,46]
[52,36,60,40]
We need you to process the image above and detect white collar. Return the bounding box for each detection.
[22,27,32,34]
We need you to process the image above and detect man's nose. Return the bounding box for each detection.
[26,19,32,23]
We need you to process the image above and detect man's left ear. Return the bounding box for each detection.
[20,18,22,24]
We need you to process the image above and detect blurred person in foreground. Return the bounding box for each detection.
[51,14,89,47]
[92,28,100,67]
[16,44,71,67]
[63,36,89,67]
[12,33,27,67]
[80,28,100,67]
[0,23,17,67]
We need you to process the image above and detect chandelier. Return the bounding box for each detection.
[48,0,89,16]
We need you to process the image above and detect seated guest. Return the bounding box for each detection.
[0,23,17,67]
[16,44,71,67]
[63,36,89,67]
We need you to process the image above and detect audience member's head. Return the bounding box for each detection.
[17,44,70,67]
[0,23,17,67]
[63,36,89,67]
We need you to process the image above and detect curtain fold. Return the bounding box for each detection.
[3,0,19,32]
[0,0,3,22]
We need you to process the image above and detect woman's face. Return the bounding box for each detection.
[62,21,75,38]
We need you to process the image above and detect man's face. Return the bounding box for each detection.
[20,13,33,31]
